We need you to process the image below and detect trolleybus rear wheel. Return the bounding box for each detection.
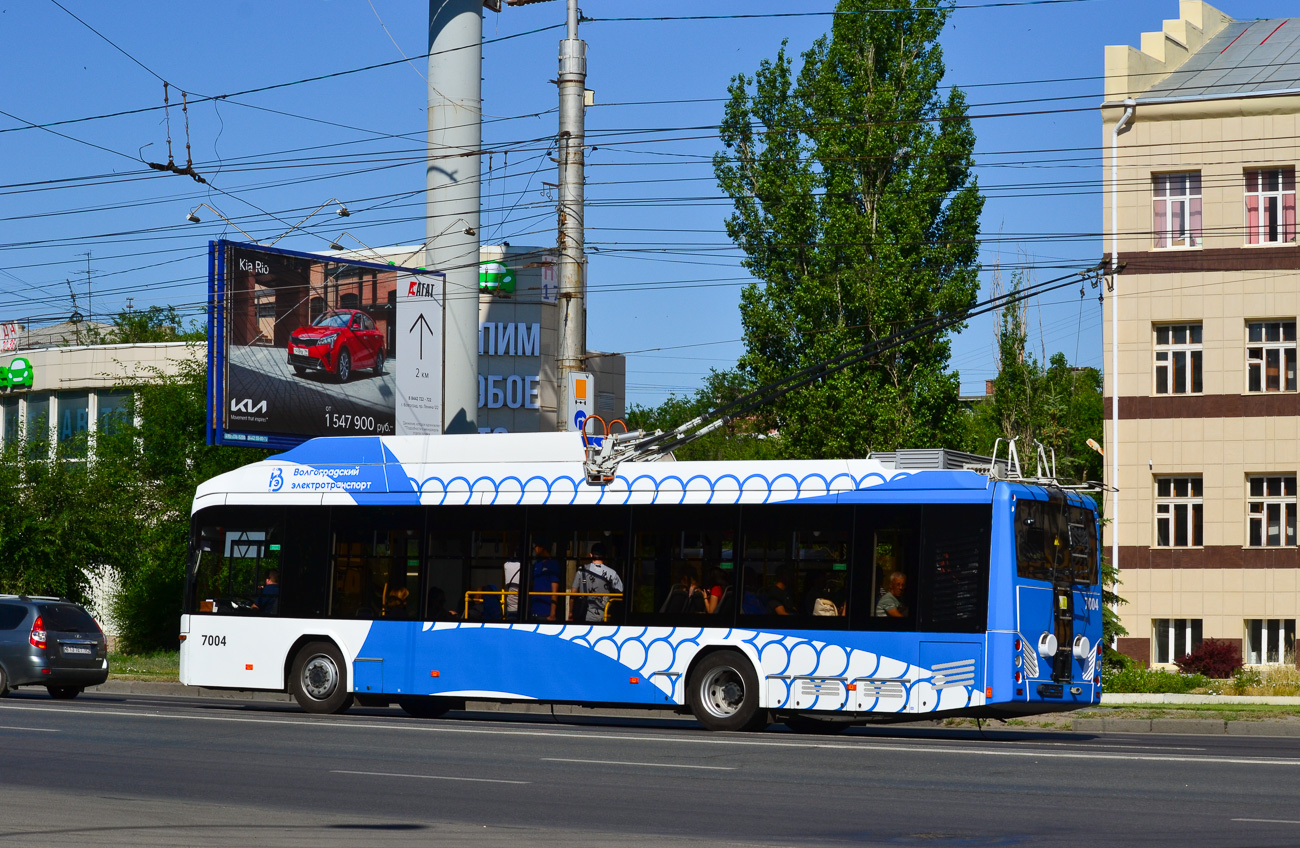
[290,641,354,714]
[688,651,767,732]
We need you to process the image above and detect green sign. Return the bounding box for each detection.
[0,356,32,390]
[479,260,516,295]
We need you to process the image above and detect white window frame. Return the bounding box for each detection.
[1247,475,1297,548]
[1154,172,1202,248]
[1154,324,1203,395]
[1155,476,1203,548]
[1246,618,1296,665]
[1153,618,1203,664]
[1247,321,1297,393]
[1245,168,1296,245]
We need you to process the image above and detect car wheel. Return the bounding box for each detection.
[688,651,767,732]
[0,664,8,697]
[373,349,385,375]
[783,714,854,735]
[292,364,307,376]
[397,696,453,719]
[289,641,354,714]
[336,349,352,383]
[47,686,82,700]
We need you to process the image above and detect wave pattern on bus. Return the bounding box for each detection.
[408,470,899,507]
[416,622,981,713]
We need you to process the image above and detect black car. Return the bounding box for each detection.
[0,596,109,698]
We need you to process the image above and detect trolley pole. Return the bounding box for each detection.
[555,0,587,431]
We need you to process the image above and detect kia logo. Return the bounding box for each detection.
[231,398,268,414]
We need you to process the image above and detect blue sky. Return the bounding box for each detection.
[0,0,1294,406]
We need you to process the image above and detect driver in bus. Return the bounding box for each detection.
[253,570,280,615]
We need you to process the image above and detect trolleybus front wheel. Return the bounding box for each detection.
[290,641,354,715]
[688,651,767,732]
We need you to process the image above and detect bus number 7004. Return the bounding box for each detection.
[200,635,227,647]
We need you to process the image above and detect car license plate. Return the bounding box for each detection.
[293,346,309,356]
[62,646,93,656]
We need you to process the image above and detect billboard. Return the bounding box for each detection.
[207,240,445,449]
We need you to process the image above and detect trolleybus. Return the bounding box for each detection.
[179,432,1102,732]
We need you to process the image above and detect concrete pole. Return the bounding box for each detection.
[428,0,482,434]
[555,0,586,431]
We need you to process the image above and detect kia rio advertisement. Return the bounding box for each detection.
[209,241,445,449]
[288,309,385,382]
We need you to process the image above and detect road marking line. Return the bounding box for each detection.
[4,702,1300,767]
[1233,818,1300,825]
[331,769,528,784]
[541,757,734,770]
[0,725,59,733]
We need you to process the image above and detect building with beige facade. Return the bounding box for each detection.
[1104,2,1300,666]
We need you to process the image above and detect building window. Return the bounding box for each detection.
[1245,168,1296,245]
[1247,619,1296,665]
[1154,618,1202,664]
[1247,476,1297,547]
[1156,476,1203,547]
[1154,324,1203,394]
[1247,321,1297,392]
[1153,172,1202,248]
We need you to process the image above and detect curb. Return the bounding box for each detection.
[1072,717,1300,736]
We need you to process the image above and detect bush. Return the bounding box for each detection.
[1175,638,1243,678]
[1105,665,1209,694]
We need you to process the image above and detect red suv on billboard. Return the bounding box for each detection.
[288,309,385,382]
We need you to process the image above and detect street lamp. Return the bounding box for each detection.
[185,203,260,243]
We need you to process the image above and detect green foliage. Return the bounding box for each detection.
[0,429,140,602]
[0,315,264,651]
[85,305,205,345]
[105,353,267,652]
[1105,665,1210,694]
[964,272,1104,485]
[714,0,982,458]
[626,369,784,462]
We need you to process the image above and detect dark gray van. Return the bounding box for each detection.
[0,596,109,698]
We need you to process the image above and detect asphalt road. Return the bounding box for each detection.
[2,691,1300,847]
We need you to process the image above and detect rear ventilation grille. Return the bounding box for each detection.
[931,659,976,690]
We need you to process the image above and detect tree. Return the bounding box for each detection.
[625,369,783,462]
[714,0,982,459]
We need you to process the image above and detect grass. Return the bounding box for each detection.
[107,651,179,681]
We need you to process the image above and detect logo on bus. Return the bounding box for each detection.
[269,468,284,492]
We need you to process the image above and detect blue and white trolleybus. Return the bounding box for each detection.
[179,432,1102,732]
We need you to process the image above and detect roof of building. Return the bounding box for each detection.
[1141,18,1300,101]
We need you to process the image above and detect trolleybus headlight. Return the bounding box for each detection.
[1037,632,1057,658]
[1072,635,1092,661]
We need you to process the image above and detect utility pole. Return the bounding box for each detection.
[427,0,483,434]
[80,251,93,322]
[555,0,587,431]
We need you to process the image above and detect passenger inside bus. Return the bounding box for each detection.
[763,569,797,616]
[529,540,561,622]
[875,572,909,618]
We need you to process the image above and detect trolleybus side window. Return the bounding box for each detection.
[328,508,421,620]
[918,504,991,633]
[627,506,739,624]
[425,507,526,622]
[869,526,918,623]
[738,505,852,629]
[527,506,630,625]
[191,509,284,615]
